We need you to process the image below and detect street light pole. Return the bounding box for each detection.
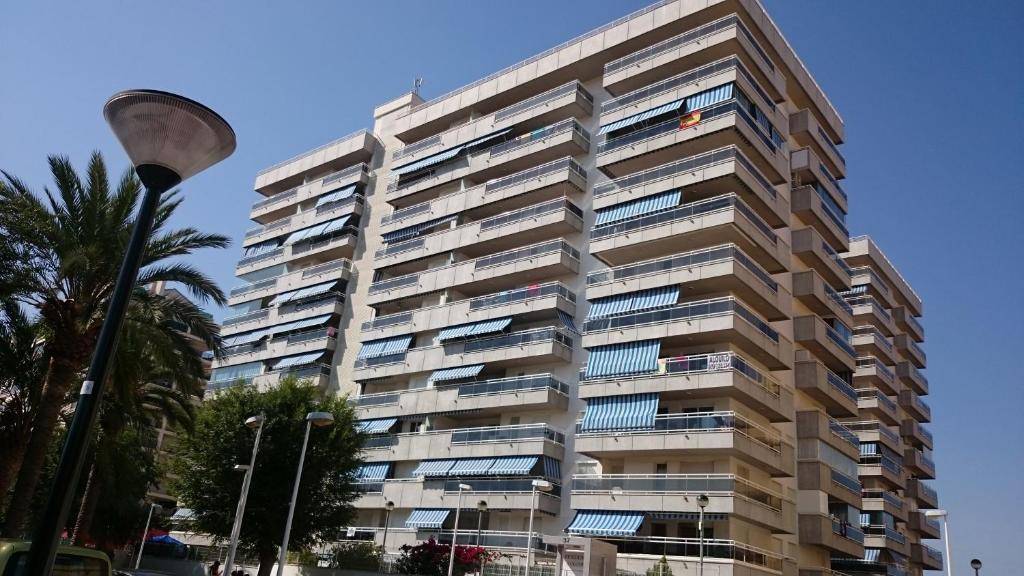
[447,484,472,576]
[971,558,982,576]
[380,501,395,573]
[696,494,709,576]
[525,480,553,576]
[476,501,487,546]
[28,89,235,576]
[277,412,335,576]
[134,503,161,570]
[225,415,266,576]
[925,509,952,576]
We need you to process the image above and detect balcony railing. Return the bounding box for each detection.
[862,490,904,510]
[808,183,848,233]
[576,410,782,452]
[354,326,573,369]
[602,537,784,572]
[909,392,931,416]
[821,240,853,277]
[916,480,938,502]
[846,295,892,321]
[442,478,562,497]
[230,259,351,300]
[451,423,565,445]
[485,155,586,194]
[824,282,854,316]
[489,118,590,158]
[849,266,891,296]
[252,187,297,210]
[906,338,927,362]
[587,243,777,293]
[582,295,779,342]
[826,324,857,358]
[817,126,846,165]
[591,193,777,246]
[605,14,775,76]
[237,246,284,267]
[844,420,901,446]
[244,215,292,239]
[458,373,570,397]
[256,129,369,176]
[221,308,270,327]
[229,276,277,298]
[826,369,858,404]
[854,325,894,353]
[291,226,358,255]
[828,417,859,449]
[856,356,895,382]
[849,236,923,304]
[832,517,866,544]
[580,351,781,398]
[862,525,906,545]
[571,473,783,511]
[857,388,897,413]
[861,454,903,476]
[819,162,847,202]
[830,468,862,494]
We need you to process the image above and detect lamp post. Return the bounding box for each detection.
[447,484,472,576]
[224,415,266,576]
[277,412,335,576]
[970,558,982,576]
[134,503,161,569]
[380,501,395,573]
[525,480,553,576]
[28,89,235,576]
[476,501,488,546]
[925,509,953,576]
[696,494,709,576]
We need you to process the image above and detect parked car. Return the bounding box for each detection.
[0,540,111,576]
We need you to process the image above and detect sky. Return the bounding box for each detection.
[2,0,1022,573]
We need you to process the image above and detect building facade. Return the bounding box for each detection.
[211,1,940,575]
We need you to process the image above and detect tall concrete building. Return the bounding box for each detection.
[211,1,941,575]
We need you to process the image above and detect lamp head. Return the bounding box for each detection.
[245,415,265,429]
[233,464,250,472]
[696,494,710,508]
[458,483,473,491]
[531,479,553,492]
[385,501,395,512]
[971,559,982,570]
[306,411,335,427]
[104,89,235,190]
[924,509,947,519]
[477,500,488,511]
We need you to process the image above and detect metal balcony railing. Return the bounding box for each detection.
[849,266,891,296]
[854,325,894,353]
[252,187,297,210]
[489,118,590,158]
[858,388,897,413]
[580,351,781,399]
[570,473,783,511]
[856,356,895,382]
[600,537,784,571]
[582,295,779,343]
[846,295,892,321]
[828,418,859,449]
[576,410,782,452]
[588,243,777,292]
[826,369,858,403]
[862,490,904,510]
[832,517,865,544]
[844,420,901,445]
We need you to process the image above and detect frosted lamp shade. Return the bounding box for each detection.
[104,89,235,183]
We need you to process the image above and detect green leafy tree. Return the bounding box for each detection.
[646,556,674,576]
[171,377,364,576]
[0,152,227,535]
[328,541,383,571]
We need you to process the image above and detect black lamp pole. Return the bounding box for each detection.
[27,90,234,576]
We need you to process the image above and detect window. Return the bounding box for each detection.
[510,416,521,426]
[655,463,668,474]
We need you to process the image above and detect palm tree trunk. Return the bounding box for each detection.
[256,549,278,576]
[70,458,98,545]
[2,356,77,537]
[0,440,28,516]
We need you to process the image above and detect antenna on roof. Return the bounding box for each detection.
[413,77,423,94]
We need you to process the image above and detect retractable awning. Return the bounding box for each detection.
[594,190,681,226]
[860,513,872,526]
[381,215,457,244]
[649,512,728,521]
[356,463,392,481]
[557,310,580,336]
[357,418,397,434]
[283,215,353,245]
[429,365,485,382]
[315,184,356,207]
[392,146,465,176]
[449,458,497,476]
[487,456,539,476]
[584,339,661,379]
[864,549,881,562]
[542,456,562,480]
[405,509,451,529]
[269,351,324,370]
[566,510,645,536]
[580,393,659,432]
[860,442,880,456]
[437,317,512,342]
[357,335,414,359]
[222,328,271,347]
[587,286,679,319]
[598,99,684,135]
[412,459,458,477]
[267,314,332,337]
[268,281,338,306]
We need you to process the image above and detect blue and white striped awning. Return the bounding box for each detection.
[356,462,392,481]
[357,418,398,434]
[357,335,414,359]
[430,364,485,382]
[283,215,353,245]
[392,146,465,176]
[598,99,684,135]
[543,456,562,480]
[222,328,271,347]
[864,549,881,562]
[841,285,868,296]
[437,317,512,342]
[315,184,356,207]
[566,510,645,536]
[584,339,661,379]
[557,310,580,336]
[405,509,451,529]
[267,314,332,337]
[860,513,872,526]
[860,442,880,456]
[269,351,324,370]
[488,456,539,476]
[587,286,679,320]
[268,281,338,306]
[649,512,728,521]
[449,458,497,476]
[412,459,458,477]
[595,190,681,226]
[580,393,659,432]
[684,82,734,112]
[381,215,457,244]
[461,128,514,151]
[170,508,194,522]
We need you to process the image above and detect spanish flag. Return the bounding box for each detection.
[679,110,701,129]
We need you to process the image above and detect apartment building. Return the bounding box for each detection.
[212,1,940,575]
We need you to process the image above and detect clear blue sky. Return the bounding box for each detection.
[2,1,1022,573]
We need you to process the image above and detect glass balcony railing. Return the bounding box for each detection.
[817,126,846,165]
[434,530,555,553]
[830,468,862,494]
[824,282,854,316]
[360,311,414,332]
[910,392,931,416]
[457,373,570,397]
[479,197,582,231]
[592,193,777,246]
[862,525,906,545]
[485,156,586,194]
[857,356,895,382]
[821,240,853,277]
[844,420,901,445]
[229,276,277,297]
[916,480,938,502]
[858,388,897,413]
[244,215,293,239]
[381,200,431,227]
[475,239,580,269]
[221,308,270,327]
[904,311,924,335]
[863,490,904,510]
[832,517,866,544]
[819,162,848,202]
[291,226,358,255]
[826,369,858,403]
[811,183,849,234]
[450,423,565,445]
[576,410,782,452]
[602,537,783,571]
[355,392,400,408]
[489,118,590,158]
[582,295,779,342]
[906,338,927,362]
[828,418,860,449]
[587,243,777,292]
[461,326,573,354]
[918,424,934,445]
[846,295,892,321]
[826,324,857,358]
[252,187,297,210]
[580,351,781,398]
[861,454,903,476]
[237,246,284,267]
[571,474,783,511]
[594,145,773,200]
[924,516,941,533]
[854,325,894,352]
[230,259,350,299]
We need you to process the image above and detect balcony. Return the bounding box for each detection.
[228,258,353,307]
[217,328,337,368]
[221,295,344,339]
[844,420,902,453]
[362,423,565,463]
[792,270,854,333]
[251,162,370,223]
[255,130,375,194]
[903,448,935,479]
[900,419,934,451]
[791,227,852,289]
[245,193,365,248]
[609,537,789,576]
[353,374,570,421]
[846,237,923,317]
[790,108,846,178]
[235,227,359,276]
[791,184,848,252]
[856,388,900,426]
[794,360,858,417]
[392,81,593,166]
[908,511,941,539]
[582,296,793,370]
[575,411,795,477]
[790,147,847,215]
[898,390,931,423]
[590,193,789,273]
[366,239,580,306]
[846,295,896,338]
[793,316,857,372]
[862,524,909,557]
[571,474,793,533]
[854,357,899,396]
[799,514,864,557]
[893,334,926,368]
[906,479,939,508]
[893,306,924,342]
[796,412,861,507]
[849,266,896,309]
[356,479,559,516]
[579,352,792,423]
[362,282,575,341]
[352,326,574,381]
[911,543,944,571]
[249,362,331,391]
[374,197,583,269]
[861,490,907,522]
[851,326,897,366]
[380,156,586,233]
[896,362,929,395]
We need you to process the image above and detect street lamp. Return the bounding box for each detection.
[29,89,235,576]
[134,503,162,569]
[447,484,473,576]
[476,501,488,545]
[696,494,710,576]
[525,480,553,576]
[925,509,953,576]
[225,415,266,576]
[277,411,335,576]
[380,501,395,573]
[971,558,982,576]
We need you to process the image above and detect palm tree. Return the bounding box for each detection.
[0,152,228,536]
